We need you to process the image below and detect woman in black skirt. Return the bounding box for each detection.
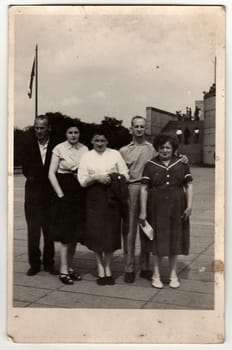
[78,128,129,285]
[49,120,88,284]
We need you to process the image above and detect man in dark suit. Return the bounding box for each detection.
[22,115,56,276]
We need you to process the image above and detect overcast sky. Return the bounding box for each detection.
[13,5,218,129]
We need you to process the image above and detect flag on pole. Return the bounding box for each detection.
[27,56,35,98]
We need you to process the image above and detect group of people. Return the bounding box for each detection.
[22,114,193,289]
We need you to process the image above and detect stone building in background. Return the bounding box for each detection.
[145,83,216,166]
[195,100,204,121]
[203,84,216,165]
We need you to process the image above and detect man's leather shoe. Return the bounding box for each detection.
[124,272,135,283]
[139,270,153,281]
[44,265,59,275]
[27,267,41,276]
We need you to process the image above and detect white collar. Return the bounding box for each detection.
[129,140,150,146]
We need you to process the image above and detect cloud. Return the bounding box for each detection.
[91,90,106,99]
[13,7,218,129]
[62,96,82,106]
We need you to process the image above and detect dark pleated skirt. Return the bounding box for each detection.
[83,183,121,253]
[147,187,190,256]
[50,173,85,244]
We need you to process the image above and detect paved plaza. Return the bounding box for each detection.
[12,167,215,309]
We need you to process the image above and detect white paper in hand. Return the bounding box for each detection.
[140,220,154,240]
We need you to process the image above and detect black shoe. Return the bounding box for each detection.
[27,267,41,276]
[44,265,59,275]
[139,270,153,281]
[124,272,135,283]
[97,277,107,286]
[59,274,74,285]
[68,269,82,281]
[105,276,115,285]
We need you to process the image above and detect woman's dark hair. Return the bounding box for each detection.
[91,126,110,141]
[153,133,179,153]
[63,118,81,134]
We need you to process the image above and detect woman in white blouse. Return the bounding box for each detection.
[49,120,88,285]
[78,128,129,286]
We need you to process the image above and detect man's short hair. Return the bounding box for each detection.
[34,114,49,126]
[131,115,146,126]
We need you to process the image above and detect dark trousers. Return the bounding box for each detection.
[25,201,54,270]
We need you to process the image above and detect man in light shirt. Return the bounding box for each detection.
[22,115,56,276]
[120,116,155,283]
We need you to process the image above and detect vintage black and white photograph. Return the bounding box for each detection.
[8,5,225,343]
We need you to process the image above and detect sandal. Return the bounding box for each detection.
[59,274,74,285]
[68,269,82,281]
[169,277,180,289]
[151,277,164,289]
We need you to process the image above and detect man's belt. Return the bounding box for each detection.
[128,178,143,184]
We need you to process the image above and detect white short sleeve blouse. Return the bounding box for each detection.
[52,141,88,174]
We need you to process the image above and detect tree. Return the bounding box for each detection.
[14,113,131,166]
[100,116,130,149]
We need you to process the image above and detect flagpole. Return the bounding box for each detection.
[214,56,217,85]
[35,44,38,119]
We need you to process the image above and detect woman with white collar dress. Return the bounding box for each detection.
[139,133,193,290]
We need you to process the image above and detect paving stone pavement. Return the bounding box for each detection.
[12,167,215,309]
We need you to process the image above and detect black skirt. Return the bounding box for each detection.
[50,173,85,244]
[83,183,122,253]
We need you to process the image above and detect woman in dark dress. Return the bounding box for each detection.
[78,128,129,285]
[49,120,88,284]
[139,134,193,289]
